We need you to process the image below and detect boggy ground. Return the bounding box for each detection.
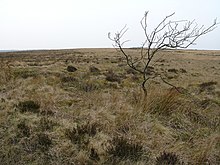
[0,48,220,164]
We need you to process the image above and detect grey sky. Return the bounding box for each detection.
[0,0,219,50]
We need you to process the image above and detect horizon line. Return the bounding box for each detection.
[1,47,220,53]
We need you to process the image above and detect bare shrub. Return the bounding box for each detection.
[109,11,218,95]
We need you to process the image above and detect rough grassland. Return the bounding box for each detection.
[0,48,220,165]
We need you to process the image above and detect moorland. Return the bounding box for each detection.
[0,48,220,164]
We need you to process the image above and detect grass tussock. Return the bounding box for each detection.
[65,122,99,147]
[145,90,181,116]
[199,81,217,93]
[155,152,184,165]
[106,136,147,162]
[17,100,40,113]
[0,49,219,164]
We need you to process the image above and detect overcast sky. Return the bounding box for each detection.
[0,0,219,50]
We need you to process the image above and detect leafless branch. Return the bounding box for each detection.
[109,11,219,95]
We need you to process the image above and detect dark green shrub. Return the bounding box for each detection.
[199,81,217,88]
[126,68,138,74]
[61,76,78,83]
[38,117,56,131]
[89,66,100,74]
[67,65,77,72]
[65,122,98,146]
[17,100,40,113]
[156,152,183,165]
[180,68,187,73]
[168,68,178,74]
[79,80,101,92]
[107,136,145,162]
[200,99,212,109]
[40,109,54,116]
[89,148,100,161]
[146,66,155,75]
[24,133,52,152]
[14,69,38,79]
[36,133,52,151]
[17,120,31,137]
[186,110,208,126]
[199,81,217,93]
[61,74,101,92]
[105,70,121,83]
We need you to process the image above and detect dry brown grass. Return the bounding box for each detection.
[0,48,219,164]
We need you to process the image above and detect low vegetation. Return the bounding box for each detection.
[0,49,219,164]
